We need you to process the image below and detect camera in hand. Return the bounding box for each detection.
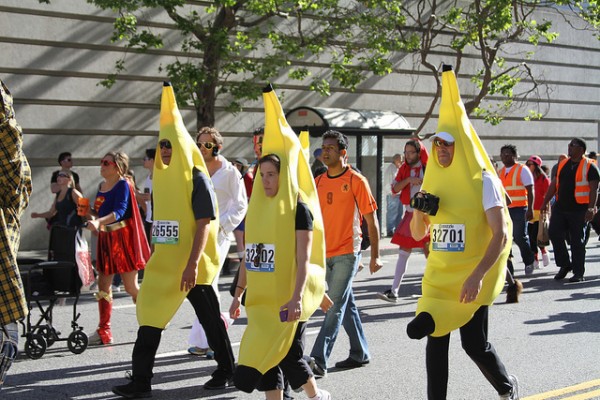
[410,192,440,216]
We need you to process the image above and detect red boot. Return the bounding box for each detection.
[90,291,113,345]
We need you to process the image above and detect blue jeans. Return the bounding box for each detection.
[508,207,535,266]
[310,253,370,370]
[386,194,403,235]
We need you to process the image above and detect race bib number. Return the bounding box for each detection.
[151,220,179,244]
[431,224,465,252]
[245,243,275,272]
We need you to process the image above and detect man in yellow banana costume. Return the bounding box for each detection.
[406,66,519,400]
[112,83,235,399]
[230,85,329,400]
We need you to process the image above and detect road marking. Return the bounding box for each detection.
[155,329,320,359]
[523,379,600,399]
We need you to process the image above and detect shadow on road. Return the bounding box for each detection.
[5,353,238,400]
[525,310,600,335]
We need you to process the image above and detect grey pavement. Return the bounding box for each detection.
[5,236,600,399]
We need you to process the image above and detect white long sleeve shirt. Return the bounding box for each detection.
[211,155,248,235]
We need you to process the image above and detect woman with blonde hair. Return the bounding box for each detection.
[86,151,150,345]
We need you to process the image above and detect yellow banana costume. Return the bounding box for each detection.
[137,82,220,329]
[414,66,512,337]
[237,85,326,378]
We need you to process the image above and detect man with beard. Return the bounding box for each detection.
[378,140,429,303]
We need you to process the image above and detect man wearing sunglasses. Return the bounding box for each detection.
[187,127,247,357]
[408,130,519,400]
[499,144,536,276]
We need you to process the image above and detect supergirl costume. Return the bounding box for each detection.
[94,179,149,275]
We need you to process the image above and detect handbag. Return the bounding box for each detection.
[537,211,550,247]
[75,229,95,286]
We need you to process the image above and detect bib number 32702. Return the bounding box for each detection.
[245,243,275,272]
[151,220,179,245]
[431,224,465,252]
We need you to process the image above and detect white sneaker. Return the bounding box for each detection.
[499,375,519,399]
[317,389,331,400]
[533,260,540,269]
[111,284,121,293]
[542,252,550,267]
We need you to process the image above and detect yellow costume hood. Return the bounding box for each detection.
[137,82,220,329]
[238,85,326,375]
[416,66,512,337]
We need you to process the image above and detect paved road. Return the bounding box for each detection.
[4,238,600,399]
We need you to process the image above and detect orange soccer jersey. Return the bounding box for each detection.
[316,167,377,258]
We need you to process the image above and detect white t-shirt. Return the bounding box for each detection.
[501,164,534,187]
[143,174,153,223]
[482,171,504,211]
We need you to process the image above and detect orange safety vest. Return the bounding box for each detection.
[500,163,528,208]
[556,157,592,204]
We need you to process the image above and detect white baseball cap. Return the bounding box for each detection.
[431,131,455,143]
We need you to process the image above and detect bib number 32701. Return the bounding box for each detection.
[245,243,275,272]
[151,220,179,245]
[431,224,465,252]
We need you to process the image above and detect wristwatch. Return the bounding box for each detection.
[587,207,596,213]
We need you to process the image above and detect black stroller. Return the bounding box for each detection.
[18,225,88,359]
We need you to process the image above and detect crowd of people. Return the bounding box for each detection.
[3,71,600,400]
[380,138,599,303]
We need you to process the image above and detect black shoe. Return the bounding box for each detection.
[307,356,327,378]
[112,381,152,399]
[554,267,571,280]
[569,276,585,283]
[204,375,233,390]
[334,357,370,369]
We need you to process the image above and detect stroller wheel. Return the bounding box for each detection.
[67,331,88,354]
[25,334,47,359]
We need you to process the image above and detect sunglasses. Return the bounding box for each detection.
[57,173,70,178]
[159,140,172,149]
[433,139,454,148]
[197,141,216,150]
[62,158,72,162]
[100,159,117,167]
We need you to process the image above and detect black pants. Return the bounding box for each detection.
[425,306,511,400]
[549,207,588,278]
[528,221,540,255]
[257,322,312,391]
[132,284,235,382]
